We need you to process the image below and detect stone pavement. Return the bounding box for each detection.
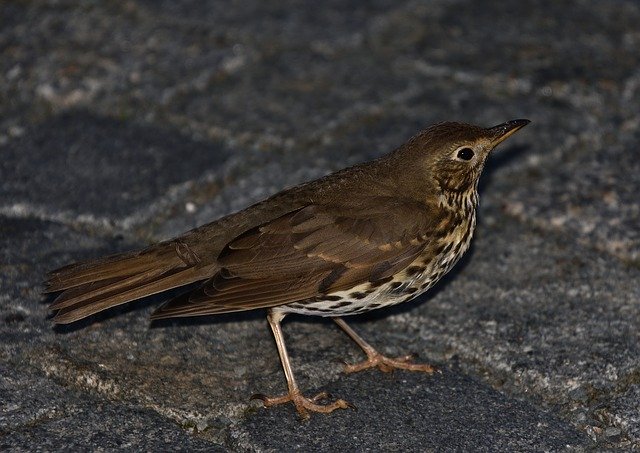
[1,0,639,450]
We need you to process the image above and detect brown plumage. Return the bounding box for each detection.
[45,119,529,419]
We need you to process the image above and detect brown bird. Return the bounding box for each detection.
[45,119,529,419]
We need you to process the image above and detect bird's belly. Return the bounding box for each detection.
[284,285,407,316]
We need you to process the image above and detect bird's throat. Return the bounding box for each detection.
[439,188,479,215]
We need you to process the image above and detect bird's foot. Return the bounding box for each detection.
[251,390,353,420]
[343,351,438,374]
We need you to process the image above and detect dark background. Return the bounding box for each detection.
[1,1,639,450]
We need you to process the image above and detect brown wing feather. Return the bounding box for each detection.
[151,271,331,318]
[152,197,441,319]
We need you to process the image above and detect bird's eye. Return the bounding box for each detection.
[456,148,474,161]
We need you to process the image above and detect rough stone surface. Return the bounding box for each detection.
[0,363,222,452]
[236,371,587,452]
[0,113,230,229]
[1,0,639,450]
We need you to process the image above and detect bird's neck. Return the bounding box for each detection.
[438,186,479,215]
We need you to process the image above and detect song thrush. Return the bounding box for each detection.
[45,119,529,419]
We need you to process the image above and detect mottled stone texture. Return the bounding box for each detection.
[1,0,638,450]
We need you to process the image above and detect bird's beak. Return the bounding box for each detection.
[487,119,530,147]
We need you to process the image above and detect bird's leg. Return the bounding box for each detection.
[252,310,352,419]
[333,317,437,374]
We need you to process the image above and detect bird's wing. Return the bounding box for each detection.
[151,197,445,318]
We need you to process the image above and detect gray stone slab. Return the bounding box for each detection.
[0,113,230,227]
[4,0,637,146]
[488,126,640,263]
[609,384,640,444]
[0,363,222,452]
[236,370,589,452]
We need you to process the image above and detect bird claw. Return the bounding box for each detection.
[250,393,269,402]
[251,389,353,419]
[310,391,329,403]
[342,351,438,374]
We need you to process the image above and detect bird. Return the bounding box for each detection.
[45,119,530,419]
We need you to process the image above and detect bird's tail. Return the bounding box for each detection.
[45,240,216,324]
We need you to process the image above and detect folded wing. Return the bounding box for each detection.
[152,197,441,319]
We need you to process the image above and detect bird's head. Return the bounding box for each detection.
[398,119,530,194]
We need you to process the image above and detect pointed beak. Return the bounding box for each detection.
[487,119,530,147]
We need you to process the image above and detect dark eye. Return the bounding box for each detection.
[457,148,474,161]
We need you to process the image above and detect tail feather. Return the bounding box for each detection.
[45,250,160,293]
[45,241,217,324]
[52,265,216,324]
[49,265,174,311]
